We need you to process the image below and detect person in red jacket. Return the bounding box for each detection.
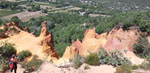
[10,54,18,73]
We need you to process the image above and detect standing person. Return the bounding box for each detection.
[10,54,18,73]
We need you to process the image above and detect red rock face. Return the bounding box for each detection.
[72,39,82,53]
[104,38,124,51]
[106,28,139,51]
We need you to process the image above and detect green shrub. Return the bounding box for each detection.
[0,66,4,71]
[115,59,150,73]
[135,60,150,70]
[98,48,131,67]
[0,56,9,71]
[115,64,132,73]
[3,27,8,32]
[0,42,16,58]
[0,28,8,38]
[11,16,21,23]
[22,55,43,72]
[18,50,31,61]
[133,35,150,58]
[97,48,109,64]
[0,32,7,38]
[9,27,20,33]
[72,53,81,69]
[85,53,100,65]
[0,42,15,71]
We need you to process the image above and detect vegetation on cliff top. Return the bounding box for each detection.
[134,35,150,59]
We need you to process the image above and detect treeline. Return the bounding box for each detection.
[0,1,41,12]
[49,0,150,11]
[97,0,150,11]
[27,3,41,12]
[0,1,24,10]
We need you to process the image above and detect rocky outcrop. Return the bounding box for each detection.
[39,21,49,38]
[24,27,30,32]
[0,21,59,61]
[5,22,22,31]
[0,22,21,38]
[39,21,59,60]
[60,28,140,65]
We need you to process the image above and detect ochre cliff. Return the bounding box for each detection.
[57,28,141,65]
[0,22,59,61]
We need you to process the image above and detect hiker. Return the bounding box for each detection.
[10,54,18,73]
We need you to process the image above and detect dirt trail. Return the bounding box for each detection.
[35,60,116,73]
[6,64,25,73]
[16,64,25,73]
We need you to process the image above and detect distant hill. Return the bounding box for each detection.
[53,0,150,11]
[102,0,150,11]
[80,0,150,11]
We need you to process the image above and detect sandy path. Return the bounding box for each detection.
[6,64,25,73]
[35,61,116,73]
[17,64,25,73]
[16,64,25,73]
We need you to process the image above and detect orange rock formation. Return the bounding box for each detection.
[0,22,59,61]
[58,28,140,65]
